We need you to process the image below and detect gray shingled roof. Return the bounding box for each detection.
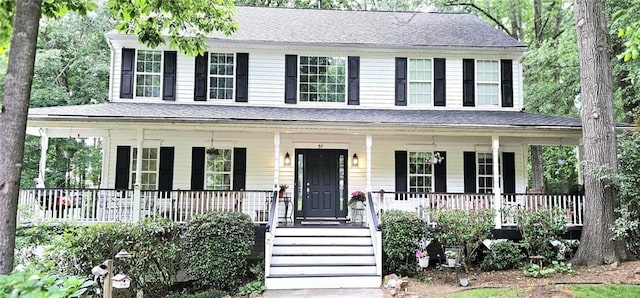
[28,102,582,129]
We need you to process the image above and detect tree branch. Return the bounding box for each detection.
[444,1,514,38]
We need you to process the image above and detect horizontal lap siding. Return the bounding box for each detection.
[175,54,195,103]
[359,56,395,108]
[445,59,463,108]
[248,52,285,105]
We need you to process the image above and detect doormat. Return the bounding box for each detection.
[300,221,341,225]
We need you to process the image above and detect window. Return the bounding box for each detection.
[408,58,432,105]
[477,152,501,193]
[408,152,434,193]
[131,148,158,190]
[135,50,162,98]
[476,60,499,106]
[299,56,346,103]
[209,53,235,100]
[205,149,233,190]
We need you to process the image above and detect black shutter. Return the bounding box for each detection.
[284,55,297,104]
[348,56,360,105]
[501,59,513,107]
[233,148,247,191]
[434,151,447,192]
[194,52,208,101]
[395,58,407,106]
[235,53,249,102]
[120,48,135,99]
[434,58,446,106]
[115,146,131,189]
[190,147,205,190]
[502,152,516,194]
[158,147,175,191]
[162,51,177,101]
[463,59,475,107]
[463,151,477,193]
[395,151,408,193]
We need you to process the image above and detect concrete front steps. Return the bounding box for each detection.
[265,226,381,289]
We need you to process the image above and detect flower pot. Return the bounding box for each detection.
[63,150,75,159]
[447,258,456,266]
[418,257,430,268]
[279,191,284,198]
[355,201,364,209]
[207,152,218,160]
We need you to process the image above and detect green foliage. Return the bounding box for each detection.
[522,261,574,278]
[415,270,432,283]
[431,209,495,271]
[612,132,640,256]
[570,284,640,297]
[237,280,266,296]
[480,240,525,271]
[514,208,567,262]
[381,210,429,276]
[0,270,93,298]
[181,212,255,292]
[165,289,227,298]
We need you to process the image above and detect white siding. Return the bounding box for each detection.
[359,56,395,108]
[247,52,285,106]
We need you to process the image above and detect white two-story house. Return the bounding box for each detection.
[23,6,584,289]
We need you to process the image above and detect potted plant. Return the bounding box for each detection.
[278,184,289,198]
[416,250,430,268]
[428,152,445,164]
[61,145,77,159]
[445,250,457,266]
[206,147,220,160]
[349,190,366,209]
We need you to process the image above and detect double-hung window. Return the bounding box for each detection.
[299,56,346,103]
[209,53,235,100]
[205,149,233,190]
[408,58,432,105]
[135,50,162,98]
[131,148,158,190]
[476,60,499,106]
[408,152,434,193]
[477,152,500,193]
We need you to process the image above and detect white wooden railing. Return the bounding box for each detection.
[502,193,584,226]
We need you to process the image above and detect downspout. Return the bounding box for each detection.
[105,34,115,102]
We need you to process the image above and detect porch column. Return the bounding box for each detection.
[36,128,49,188]
[99,132,111,189]
[366,135,372,192]
[492,136,502,228]
[273,133,280,190]
[132,128,144,222]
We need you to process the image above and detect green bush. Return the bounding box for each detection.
[514,208,567,262]
[164,289,227,298]
[0,270,93,297]
[480,240,525,271]
[431,209,495,271]
[613,132,640,256]
[381,210,429,276]
[181,212,255,292]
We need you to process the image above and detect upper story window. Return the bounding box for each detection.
[408,59,432,105]
[206,149,233,190]
[135,50,162,98]
[209,53,235,100]
[131,147,158,190]
[299,56,346,103]
[476,60,499,106]
[408,152,434,193]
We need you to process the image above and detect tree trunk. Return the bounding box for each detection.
[572,0,627,266]
[530,145,544,190]
[0,0,43,274]
[533,0,542,46]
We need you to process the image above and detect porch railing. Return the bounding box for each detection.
[502,193,584,226]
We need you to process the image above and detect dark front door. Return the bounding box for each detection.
[295,149,347,219]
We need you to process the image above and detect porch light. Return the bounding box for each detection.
[352,153,359,166]
[284,152,291,165]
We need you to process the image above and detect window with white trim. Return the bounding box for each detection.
[408,58,432,105]
[205,149,233,190]
[135,50,162,98]
[209,53,235,100]
[476,60,499,106]
[477,152,500,193]
[131,148,158,190]
[299,56,346,103]
[408,152,434,193]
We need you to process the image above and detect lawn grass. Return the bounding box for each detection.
[570,284,640,298]
[446,287,523,298]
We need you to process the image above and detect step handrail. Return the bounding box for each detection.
[367,192,381,231]
[266,190,279,232]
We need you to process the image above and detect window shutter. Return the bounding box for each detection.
[284,55,297,104]
[235,53,249,102]
[501,59,513,107]
[434,151,447,192]
[395,58,407,106]
[190,147,205,190]
[120,48,135,99]
[162,51,177,101]
[502,152,516,193]
[158,147,175,191]
[395,151,408,193]
[463,59,475,107]
[434,58,446,106]
[348,56,360,105]
[194,52,209,101]
[233,148,247,191]
[115,146,131,189]
[463,151,476,193]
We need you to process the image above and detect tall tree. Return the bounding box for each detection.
[572,0,627,265]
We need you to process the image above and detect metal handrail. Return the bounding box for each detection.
[367,192,381,231]
[265,190,278,232]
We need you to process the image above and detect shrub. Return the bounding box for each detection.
[0,270,93,297]
[381,210,429,276]
[480,240,525,271]
[514,208,567,262]
[181,212,255,292]
[431,209,495,271]
[613,132,640,256]
[165,289,227,298]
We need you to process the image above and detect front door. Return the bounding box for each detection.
[295,149,348,219]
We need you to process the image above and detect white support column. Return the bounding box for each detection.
[492,136,502,228]
[36,129,49,188]
[273,133,280,190]
[522,142,528,191]
[99,131,111,189]
[366,135,372,192]
[132,128,144,222]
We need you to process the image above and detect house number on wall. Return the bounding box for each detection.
[318,144,323,148]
